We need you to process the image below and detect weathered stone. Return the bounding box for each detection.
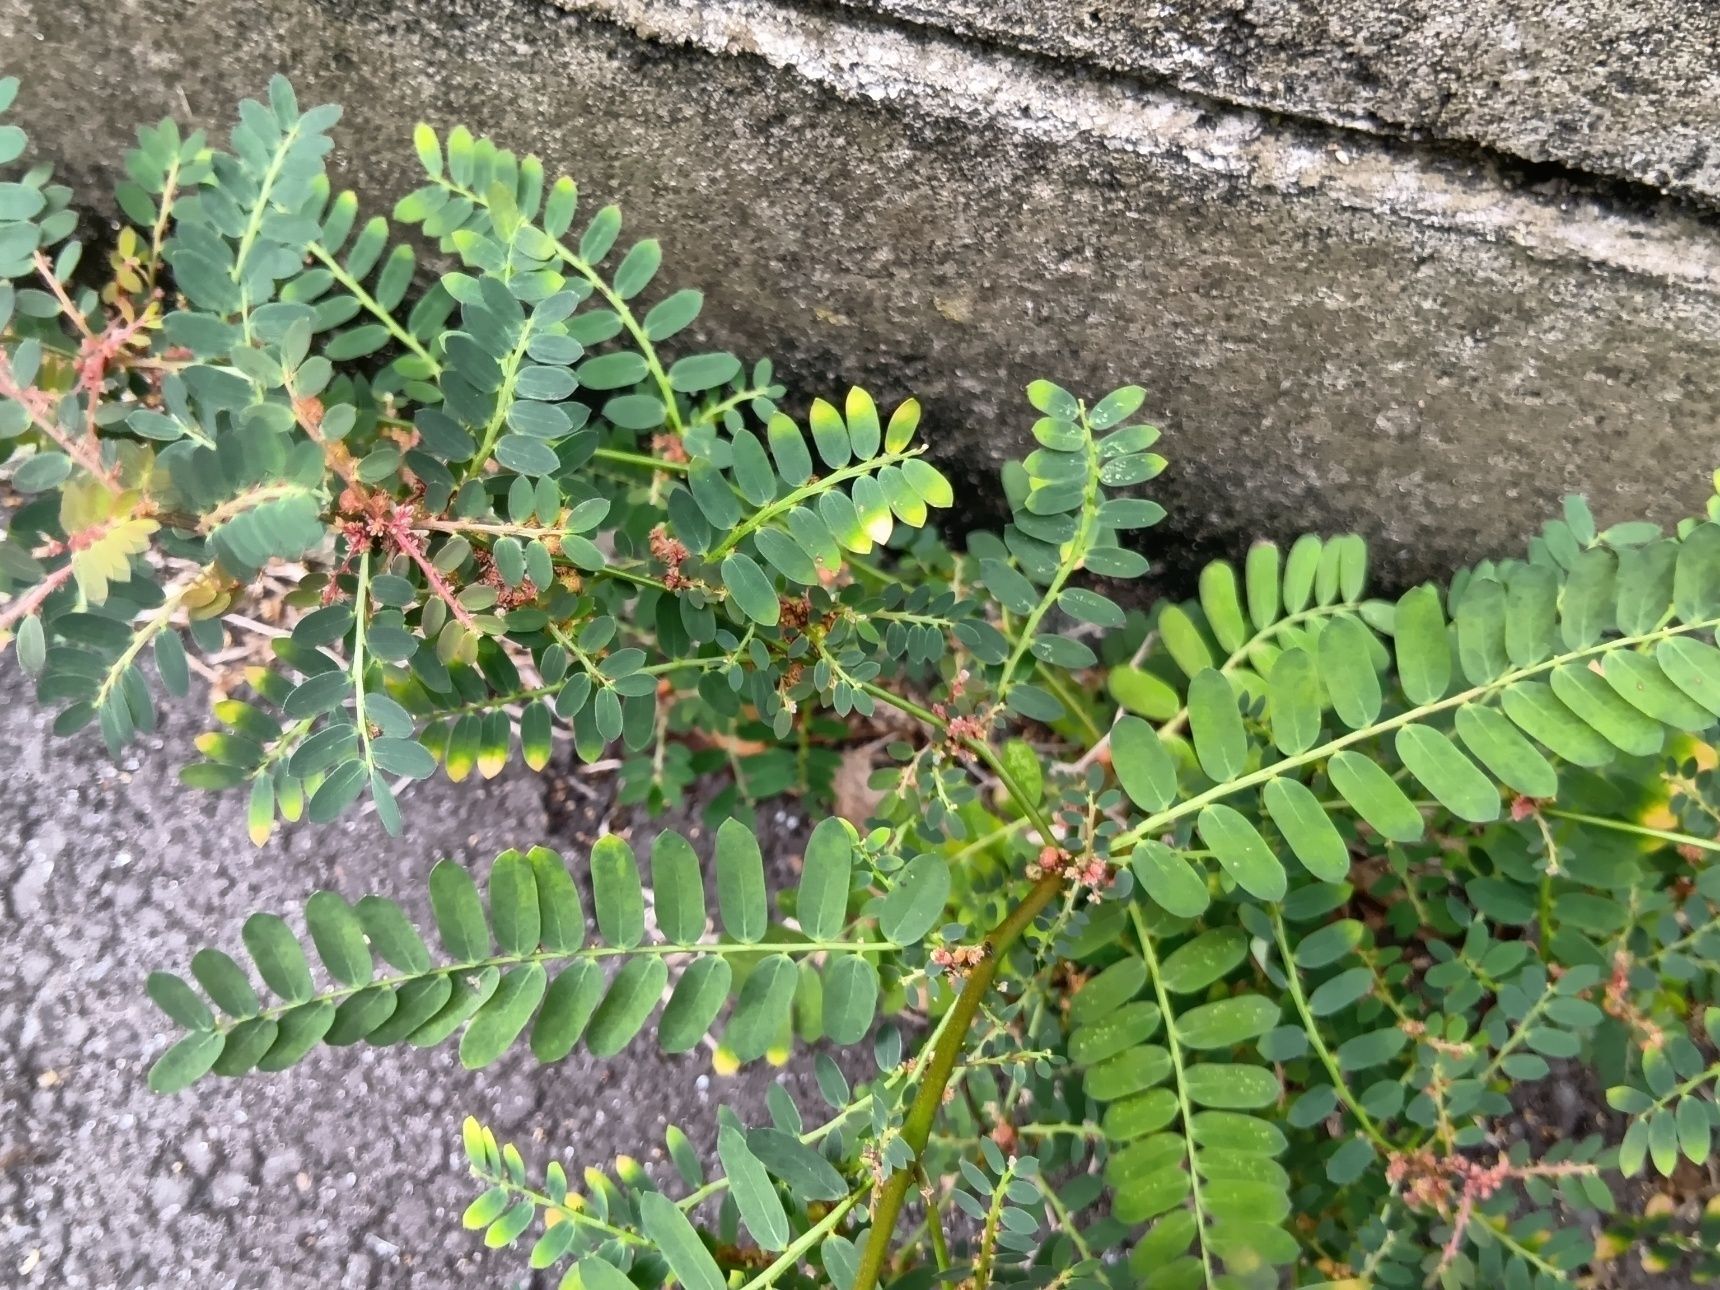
[840,0,1720,203]
[3,0,1718,582]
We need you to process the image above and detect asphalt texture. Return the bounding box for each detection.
[0,664,832,1288]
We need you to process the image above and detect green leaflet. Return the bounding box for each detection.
[651,830,706,944]
[586,957,669,1056]
[1393,584,1451,704]
[1267,647,1322,756]
[718,1124,791,1250]
[1113,716,1179,812]
[1176,996,1280,1050]
[798,817,854,940]
[1196,804,1287,901]
[1393,725,1500,823]
[638,1192,726,1290]
[1327,751,1425,842]
[659,957,732,1052]
[1318,615,1381,730]
[721,552,780,626]
[1261,779,1350,882]
[715,817,769,943]
[1245,541,1281,630]
[1187,669,1247,781]
[1130,841,1211,918]
[877,853,950,945]
[1452,703,1559,799]
[1159,928,1248,994]
[591,835,645,950]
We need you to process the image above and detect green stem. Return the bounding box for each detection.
[594,445,691,475]
[915,1167,951,1272]
[710,449,924,560]
[232,126,300,282]
[973,1157,1018,1285]
[548,247,681,432]
[463,326,534,480]
[996,407,1100,698]
[351,550,375,770]
[93,572,205,712]
[1115,615,1720,852]
[848,873,1064,1290]
[1269,907,1396,1153]
[1132,904,1215,1289]
[850,676,1056,844]
[692,385,775,429]
[740,1189,867,1290]
[308,242,440,373]
[1040,666,1106,745]
[1541,807,1720,855]
[1039,1170,1095,1262]
[467,1166,647,1248]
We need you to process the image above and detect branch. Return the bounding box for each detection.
[0,562,76,635]
[849,872,1064,1290]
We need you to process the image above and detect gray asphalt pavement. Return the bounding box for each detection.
[0,665,829,1288]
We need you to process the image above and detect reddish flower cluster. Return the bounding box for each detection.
[1603,949,1664,1050]
[930,943,988,978]
[649,525,694,590]
[1027,845,1112,890]
[649,433,689,465]
[1509,794,1547,822]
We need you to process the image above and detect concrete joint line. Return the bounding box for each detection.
[553,0,1720,295]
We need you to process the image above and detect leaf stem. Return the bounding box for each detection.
[1541,806,1720,855]
[709,448,924,560]
[1114,615,1720,853]
[739,1188,866,1290]
[1268,906,1396,1154]
[307,241,440,373]
[1131,903,1216,1288]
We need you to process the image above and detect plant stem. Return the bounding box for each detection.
[350,550,375,770]
[1541,806,1720,855]
[307,242,440,373]
[973,1157,1017,1285]
[594,445,691,475]
[740,1189,867,1290]
[850,675,1058,844]
[1113,615,1720,853]
[1268,907,1396,1154]
[849,873,1064,1290]
[709,448,924,560]
[1131,904,1215,1288]
[995,406,1100,699]
[0,561,76,635]
[915,1167,951,1271]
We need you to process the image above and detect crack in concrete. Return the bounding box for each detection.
[552,0,1720,294]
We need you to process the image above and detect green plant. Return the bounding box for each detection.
[5,75,1720,1290]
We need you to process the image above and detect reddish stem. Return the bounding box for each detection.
[0,562,76,635]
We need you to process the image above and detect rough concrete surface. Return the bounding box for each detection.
[4,0,1720,581]
[841,0,1720,203]
[0,663,834,1288]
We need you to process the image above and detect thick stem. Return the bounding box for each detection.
[849,873,1063,1290]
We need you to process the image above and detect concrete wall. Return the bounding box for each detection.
[4,0,1719,581]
